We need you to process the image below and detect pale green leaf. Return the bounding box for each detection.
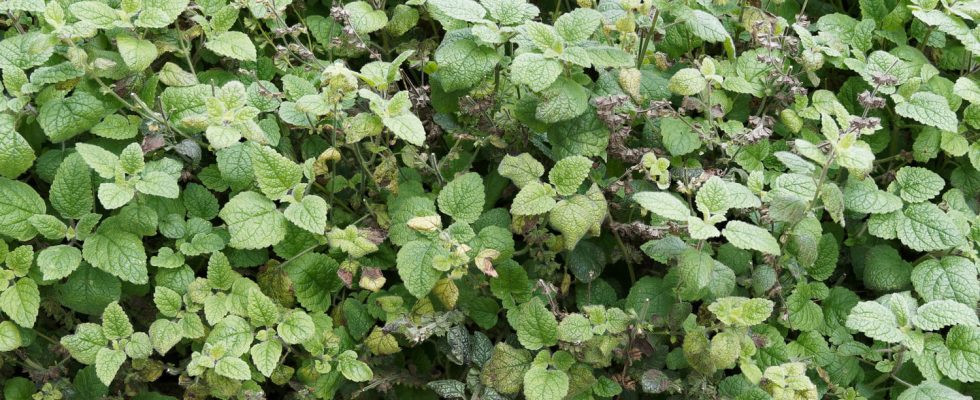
[438,172,485,223]
[498,153,545,188]
[284,195,328,235]
[219,191,288,249]
[634,191,691,221]
[205,31,257,61]
[896,92,959,132]
[95,347,126,386]
[523,366,569,400]
[722,221,781,256]
[82,231,147,284]
[915,300,979,331]
[0,279,39,328]
[506,297,558,350]
[511,181,557,215]
[117,35,157,72]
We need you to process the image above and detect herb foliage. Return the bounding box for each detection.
[0,0,978,399]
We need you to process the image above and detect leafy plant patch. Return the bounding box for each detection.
[0,0,978,399]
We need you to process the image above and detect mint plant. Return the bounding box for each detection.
[0,0,979,398]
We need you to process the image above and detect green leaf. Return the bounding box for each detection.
[955,77,980,104]
[277,309,315,344]
[549,194,604,250]
[50,154,93,219]
[535,78,589,123]
[896,167,945,203]
[91,114,141,139]
[583,45,635,68]
[898,382,971,400]
[695,177,731,215]
[68,1,119,29]
[82,231,148,284]
[682,10,729,43]
[846,301,905,343]
[915,300,979,331]
[249,145,302,200]
[153,287,182,318]
[548,156,591,196]
[481,343,531,394]
[206,315,253,357]
[149,319,182,355]
[428,0,485,22]
[247,290,280,327]
[722,221,781,256]
[435,37,499,92]
[842,177,904,214]
[345,1,389,34]
[101,301,133,340]
[863,245,912,292]
[677,249,715,294]
[337,350,373,382]
[510,53,562,92]
[57,266,120,316]
[0,320,22,351]
[668,68,706,96]
[523,21,563,51]
[523,366,569,400]
[214,357,252,380]
[912,257,980,306]
[38,92,106,143]
[205,31,257,61]
[483,0,538,25]
[397,240,447,298]
[687,216,720,239]
[0,128,34,179]
[506,297,558,350]
[937,325,980,382]
[326,225,378,258]
[0,32,54,70]
[511,181,557,216]
[547,112,609,159]
[250,340,281,377]
[97,183,135,210]
[95,347,125,386]
[898,203,965,252]
[427,380,466,399]
[896,92,959,132]
[6,0,44,12]
[382,112,426,146]
[135,171,180,199]
[707,297,774,327]
[556,313,593,343]
[125,332,152,360]
[61,323,107,364]
[135,0,188,27]
[37,245,82,281]
[438,172,485,223]
[283,252,341,312]
[284,195,328,235]
[661,117,700,156]
[634,192,691,221]
[219,191,288,249]
[116,35,157,72]
[0,279,39,328]
[0,179,47,241]
[554,8,601,43]
[75,143,119,180]
[498,153,545,188]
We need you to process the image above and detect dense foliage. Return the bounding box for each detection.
[0,0,979,398]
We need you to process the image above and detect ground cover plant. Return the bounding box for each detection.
[0,0,980,398]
